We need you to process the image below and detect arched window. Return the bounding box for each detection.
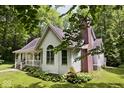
[47,45,54,64]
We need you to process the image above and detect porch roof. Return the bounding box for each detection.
[13,38,40,53]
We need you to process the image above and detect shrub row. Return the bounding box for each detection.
[22,66,93,84]
[22,66,64,82]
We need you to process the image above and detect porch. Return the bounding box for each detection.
[15,52,42,69]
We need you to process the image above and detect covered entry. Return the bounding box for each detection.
[13,38,42,69]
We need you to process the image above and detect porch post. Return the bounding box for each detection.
[40,52,41,67]
[25,53,27,65]
[32,52,35,66]
[20,53,22,69]
[18,53,21,61]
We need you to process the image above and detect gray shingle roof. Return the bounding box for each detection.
[13,38,40,53]
[13,25,64,53]
[49,24,64,40]
[13,25,100,53]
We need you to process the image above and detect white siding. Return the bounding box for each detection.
[59,50,72,74]
[93,53,105,69]
[39,29,82,74]
[71,50,81,72]
[40,29,61,74]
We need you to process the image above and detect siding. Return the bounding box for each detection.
[40,29,61,74]
[71,50,81,72]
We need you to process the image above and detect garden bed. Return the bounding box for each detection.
[22,66,92,84]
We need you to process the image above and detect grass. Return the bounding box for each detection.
[0,64,13,70]
[0,70,82,88]
[0,63,124,88]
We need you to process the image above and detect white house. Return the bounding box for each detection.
[13,24,105,74]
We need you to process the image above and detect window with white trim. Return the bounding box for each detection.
[62,50,67,65]
[47,45,54,64]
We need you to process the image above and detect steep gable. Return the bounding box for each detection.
[35,25,64,50]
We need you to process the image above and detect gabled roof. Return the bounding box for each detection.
[13,25,64,53]
[13,24,99,53]
[35,24,64,49]
[49,24,64,39]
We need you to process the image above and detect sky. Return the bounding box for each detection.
[56,5,72,14]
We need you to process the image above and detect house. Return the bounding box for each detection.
[13,23,106,74]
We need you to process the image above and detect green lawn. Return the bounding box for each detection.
[0,64,13,70]
[0,64,124,88]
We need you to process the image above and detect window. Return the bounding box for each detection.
[62,50,67,65]
[47,45,54,64]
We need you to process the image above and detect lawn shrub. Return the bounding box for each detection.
[64,72,92,84]
[77,73,93,83]
[22,66,64,82]
[64,67,92,84]
[64,72,78,84]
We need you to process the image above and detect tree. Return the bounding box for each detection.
[54,6,104,54]
[92,6,124,66]
[0,5,63,62]
[56,5,124,67]
[0,6,32,61]
[37,6,63,34]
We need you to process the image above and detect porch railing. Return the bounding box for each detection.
[26,60,41,67]
[15,59,41,68]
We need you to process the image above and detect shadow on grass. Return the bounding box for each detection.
[50,83,124,88]
[15,81,48,88]
[0,81,47,88]
[83,83,124,88]
[29,82,46,88]
[105,67,124,75]
[0,82,124,88]
[50,83,83,88]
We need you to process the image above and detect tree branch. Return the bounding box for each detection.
[59,5,77,17]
